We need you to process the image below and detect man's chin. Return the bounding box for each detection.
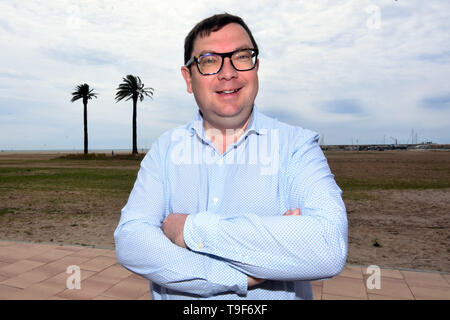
[207,107,252,130]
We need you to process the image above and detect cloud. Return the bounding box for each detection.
[0,71,39,81]
[320,99,365,115]
[42,47,117,66]
[421,93,450,110]
[1,0,450,149]
[0,19,13,32]
[261,107,308,128]
[416,51,450,64]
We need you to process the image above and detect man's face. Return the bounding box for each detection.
[181,23,259,131]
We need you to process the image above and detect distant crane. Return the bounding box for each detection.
[390,136,398,145]
[408,128,418,144]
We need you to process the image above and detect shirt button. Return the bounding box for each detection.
[217,158,223,165]
[213,197,219,205]
[198,242,204,249]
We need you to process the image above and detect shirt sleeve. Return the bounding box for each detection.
[183,130,348,281]
[114,139,248,297]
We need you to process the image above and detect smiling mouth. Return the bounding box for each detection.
[216,88,241,95]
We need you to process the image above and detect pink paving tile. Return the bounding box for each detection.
[54,245,88,252]
[90,248,116,257]
[379,268,404,280]
[47,295,69,300]
[366,277,414,299]
[0,263,63,289]
[67,248,109,259]
[28,269,97,298]
[0,259,45,278]
[0,274,35,289]
[322,293,365,300]
[402,270,449,288]
[79,256,117,272]
[322,276,368,299]
[361,266,404,280]
[93,295,118,300]
[338,265,364,279]
[21,243,62,252]
[368,293,414,300]
[0,246,41,263]
[0,284,26,300]
[20,281,67,300]
[44,255,92,272]
[137,292,152,300]
[55,275,118,300]
[128,272,147,280]
[95,264,132,281]
[100,250,117,258]
[408,285,450,300]
[27,248,73,263]
[443,274,450,286]
[312,284,322,300]
[45,269,96,288]
[101,276,150,300]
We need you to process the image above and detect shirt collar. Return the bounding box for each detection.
[188,105,266,139]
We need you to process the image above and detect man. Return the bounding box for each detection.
[114,13,348,300]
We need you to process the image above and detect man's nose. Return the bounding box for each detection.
[218,57,238,80]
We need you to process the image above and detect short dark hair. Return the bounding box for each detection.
[184,13,259,65]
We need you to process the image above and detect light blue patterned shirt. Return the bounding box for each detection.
[114,106,348,300]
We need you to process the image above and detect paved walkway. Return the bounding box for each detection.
[0,240,449,300]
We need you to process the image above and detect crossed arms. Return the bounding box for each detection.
[114,133,348,297]
[162,208,302,287]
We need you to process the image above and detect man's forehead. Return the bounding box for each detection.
[197,45,252,55]
[192,23,253,54]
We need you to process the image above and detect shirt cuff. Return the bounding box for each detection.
[184,211,220,254]
[184,211,247,296]
[208,258,248,296]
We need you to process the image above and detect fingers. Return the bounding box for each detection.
[248,275,265,287]
[283,208,301,216]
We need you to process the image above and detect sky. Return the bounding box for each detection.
[0,0,449,150]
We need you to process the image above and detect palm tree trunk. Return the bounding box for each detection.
[83,101,88,154]
[132,98,138,154]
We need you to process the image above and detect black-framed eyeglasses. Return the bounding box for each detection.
[186,48,258,75]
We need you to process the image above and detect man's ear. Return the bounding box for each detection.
[181,66,193,94]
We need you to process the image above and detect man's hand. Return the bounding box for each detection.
[162,209,300,284]
[248,275,265,287]
[162,213,188,248]
[283,208,301,216]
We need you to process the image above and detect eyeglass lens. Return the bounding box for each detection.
[197,50,256,74]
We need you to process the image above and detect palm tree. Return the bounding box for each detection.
[115,75,154,154]
[70,83,98,154]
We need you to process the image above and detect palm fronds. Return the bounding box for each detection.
[71,83,98,102]
[115,75,154,103]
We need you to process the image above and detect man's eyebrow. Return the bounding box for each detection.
[197,45,253,56]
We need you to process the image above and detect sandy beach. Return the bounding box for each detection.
[0,150,449,273]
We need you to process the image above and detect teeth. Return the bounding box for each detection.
[221,89,238,94]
